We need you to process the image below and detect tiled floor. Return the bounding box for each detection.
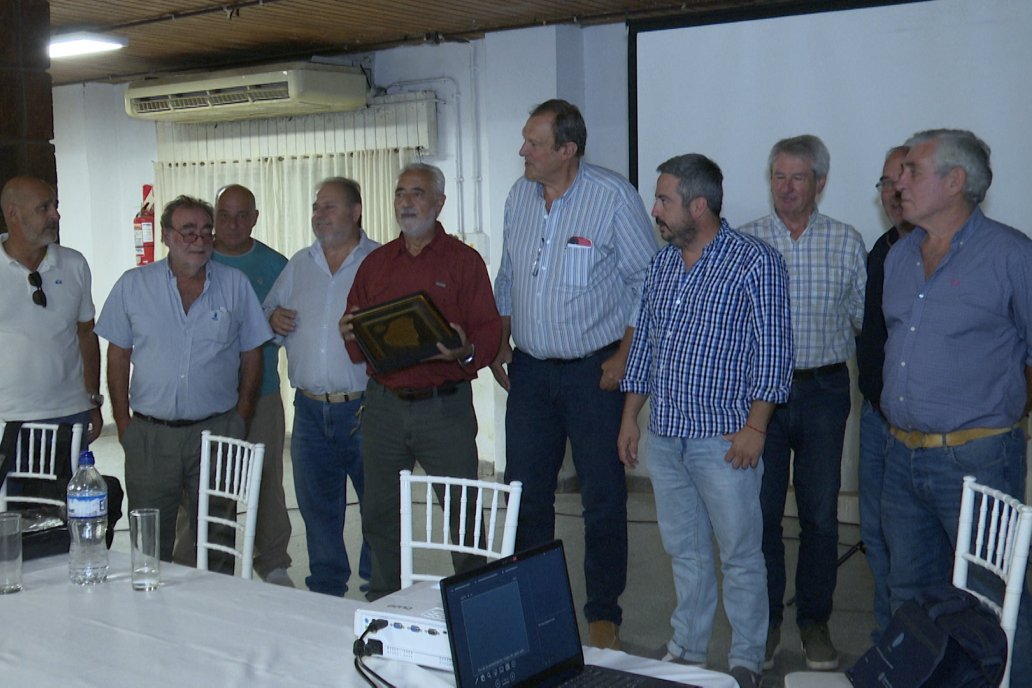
[93,429,878,687]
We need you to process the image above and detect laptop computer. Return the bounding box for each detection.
[440,539,699,688]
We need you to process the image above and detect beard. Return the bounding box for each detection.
[658,220,696,248]
[398,215,435,238]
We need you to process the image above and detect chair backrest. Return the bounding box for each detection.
[952,475,1032,688]
[399,469,523,589]
[196,430,265,579]
[0,422,83,511]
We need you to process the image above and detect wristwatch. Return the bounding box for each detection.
[89,393,105,407]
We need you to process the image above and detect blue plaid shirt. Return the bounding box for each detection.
[622,221,793,438]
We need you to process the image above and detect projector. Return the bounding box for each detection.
[353,581,453,670]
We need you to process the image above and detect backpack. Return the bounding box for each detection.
[847,583,1007,688]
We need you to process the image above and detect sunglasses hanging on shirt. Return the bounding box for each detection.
[28,271,47,307]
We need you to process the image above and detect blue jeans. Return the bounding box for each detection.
[858,400,892,638]
[761,366,850,629]
[882,427,1031,686]
[504,348,627,624]
[649,433,767,673]
[291,391,371,596]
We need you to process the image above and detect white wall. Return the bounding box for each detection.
[634,0,1032,247]
[53,83,156,306]
[582,23,632,176]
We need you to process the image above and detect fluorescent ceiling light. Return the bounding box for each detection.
[49,32,127,59]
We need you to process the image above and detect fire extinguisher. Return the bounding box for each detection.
[133,185,155,266]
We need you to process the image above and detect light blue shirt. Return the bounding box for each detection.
[96,259,272,420]
[494,163,657,359]
[622,221,793,437]
[881,208,1032,432]
[213,240,288,396]
[738,210,866,368]
[263,234,379,394]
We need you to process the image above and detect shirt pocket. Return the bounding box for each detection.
[561,245,594,288]
[196,307,234,344]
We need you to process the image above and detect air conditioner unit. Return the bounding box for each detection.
[125,62,367,123]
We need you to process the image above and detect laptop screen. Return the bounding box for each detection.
[441,540,585,688]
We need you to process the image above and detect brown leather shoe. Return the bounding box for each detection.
[587,620,621,650]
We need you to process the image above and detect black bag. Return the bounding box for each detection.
[847,583,1007,688]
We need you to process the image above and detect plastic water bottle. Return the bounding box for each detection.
[67,450,108,585]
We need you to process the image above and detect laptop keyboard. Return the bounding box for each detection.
[560,666,648,687]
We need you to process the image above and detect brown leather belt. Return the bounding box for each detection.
[889,425,1014,450]
[300,389,365,404]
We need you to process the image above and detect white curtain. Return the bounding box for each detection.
[152,147,416,259]
[152,147,416,428]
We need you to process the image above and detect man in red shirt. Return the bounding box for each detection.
[340,163,502,599]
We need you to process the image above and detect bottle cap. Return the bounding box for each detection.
[78,450,96,467]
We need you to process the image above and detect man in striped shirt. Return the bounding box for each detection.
[739,135,866,671]
[491,99,657,649]
[619,154,792,688]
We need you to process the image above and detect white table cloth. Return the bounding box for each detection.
[1,553,734,687]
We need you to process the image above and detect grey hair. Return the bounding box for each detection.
[656,154,723,216]
[905,129,992,205]
[398,163,446,197]
[315,177,362,206]
[768,134,830,180]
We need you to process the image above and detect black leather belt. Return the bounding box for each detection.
[391,381,460,402]
[543,340,620,365]
[134,411,220,428]
[793,362,847,381]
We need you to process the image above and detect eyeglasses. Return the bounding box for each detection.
[875,179,896,191]
[172,226,214,244]
[28,271,47,308]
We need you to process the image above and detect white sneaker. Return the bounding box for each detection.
[262,568,295,588]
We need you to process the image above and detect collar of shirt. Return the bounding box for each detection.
[906,206,983,260]
[533,164,585,206]
[384,222,447,258]
[772,208,820,241]
[163,257,212,300]
[306,231,376,275]
[0,234,59,272]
